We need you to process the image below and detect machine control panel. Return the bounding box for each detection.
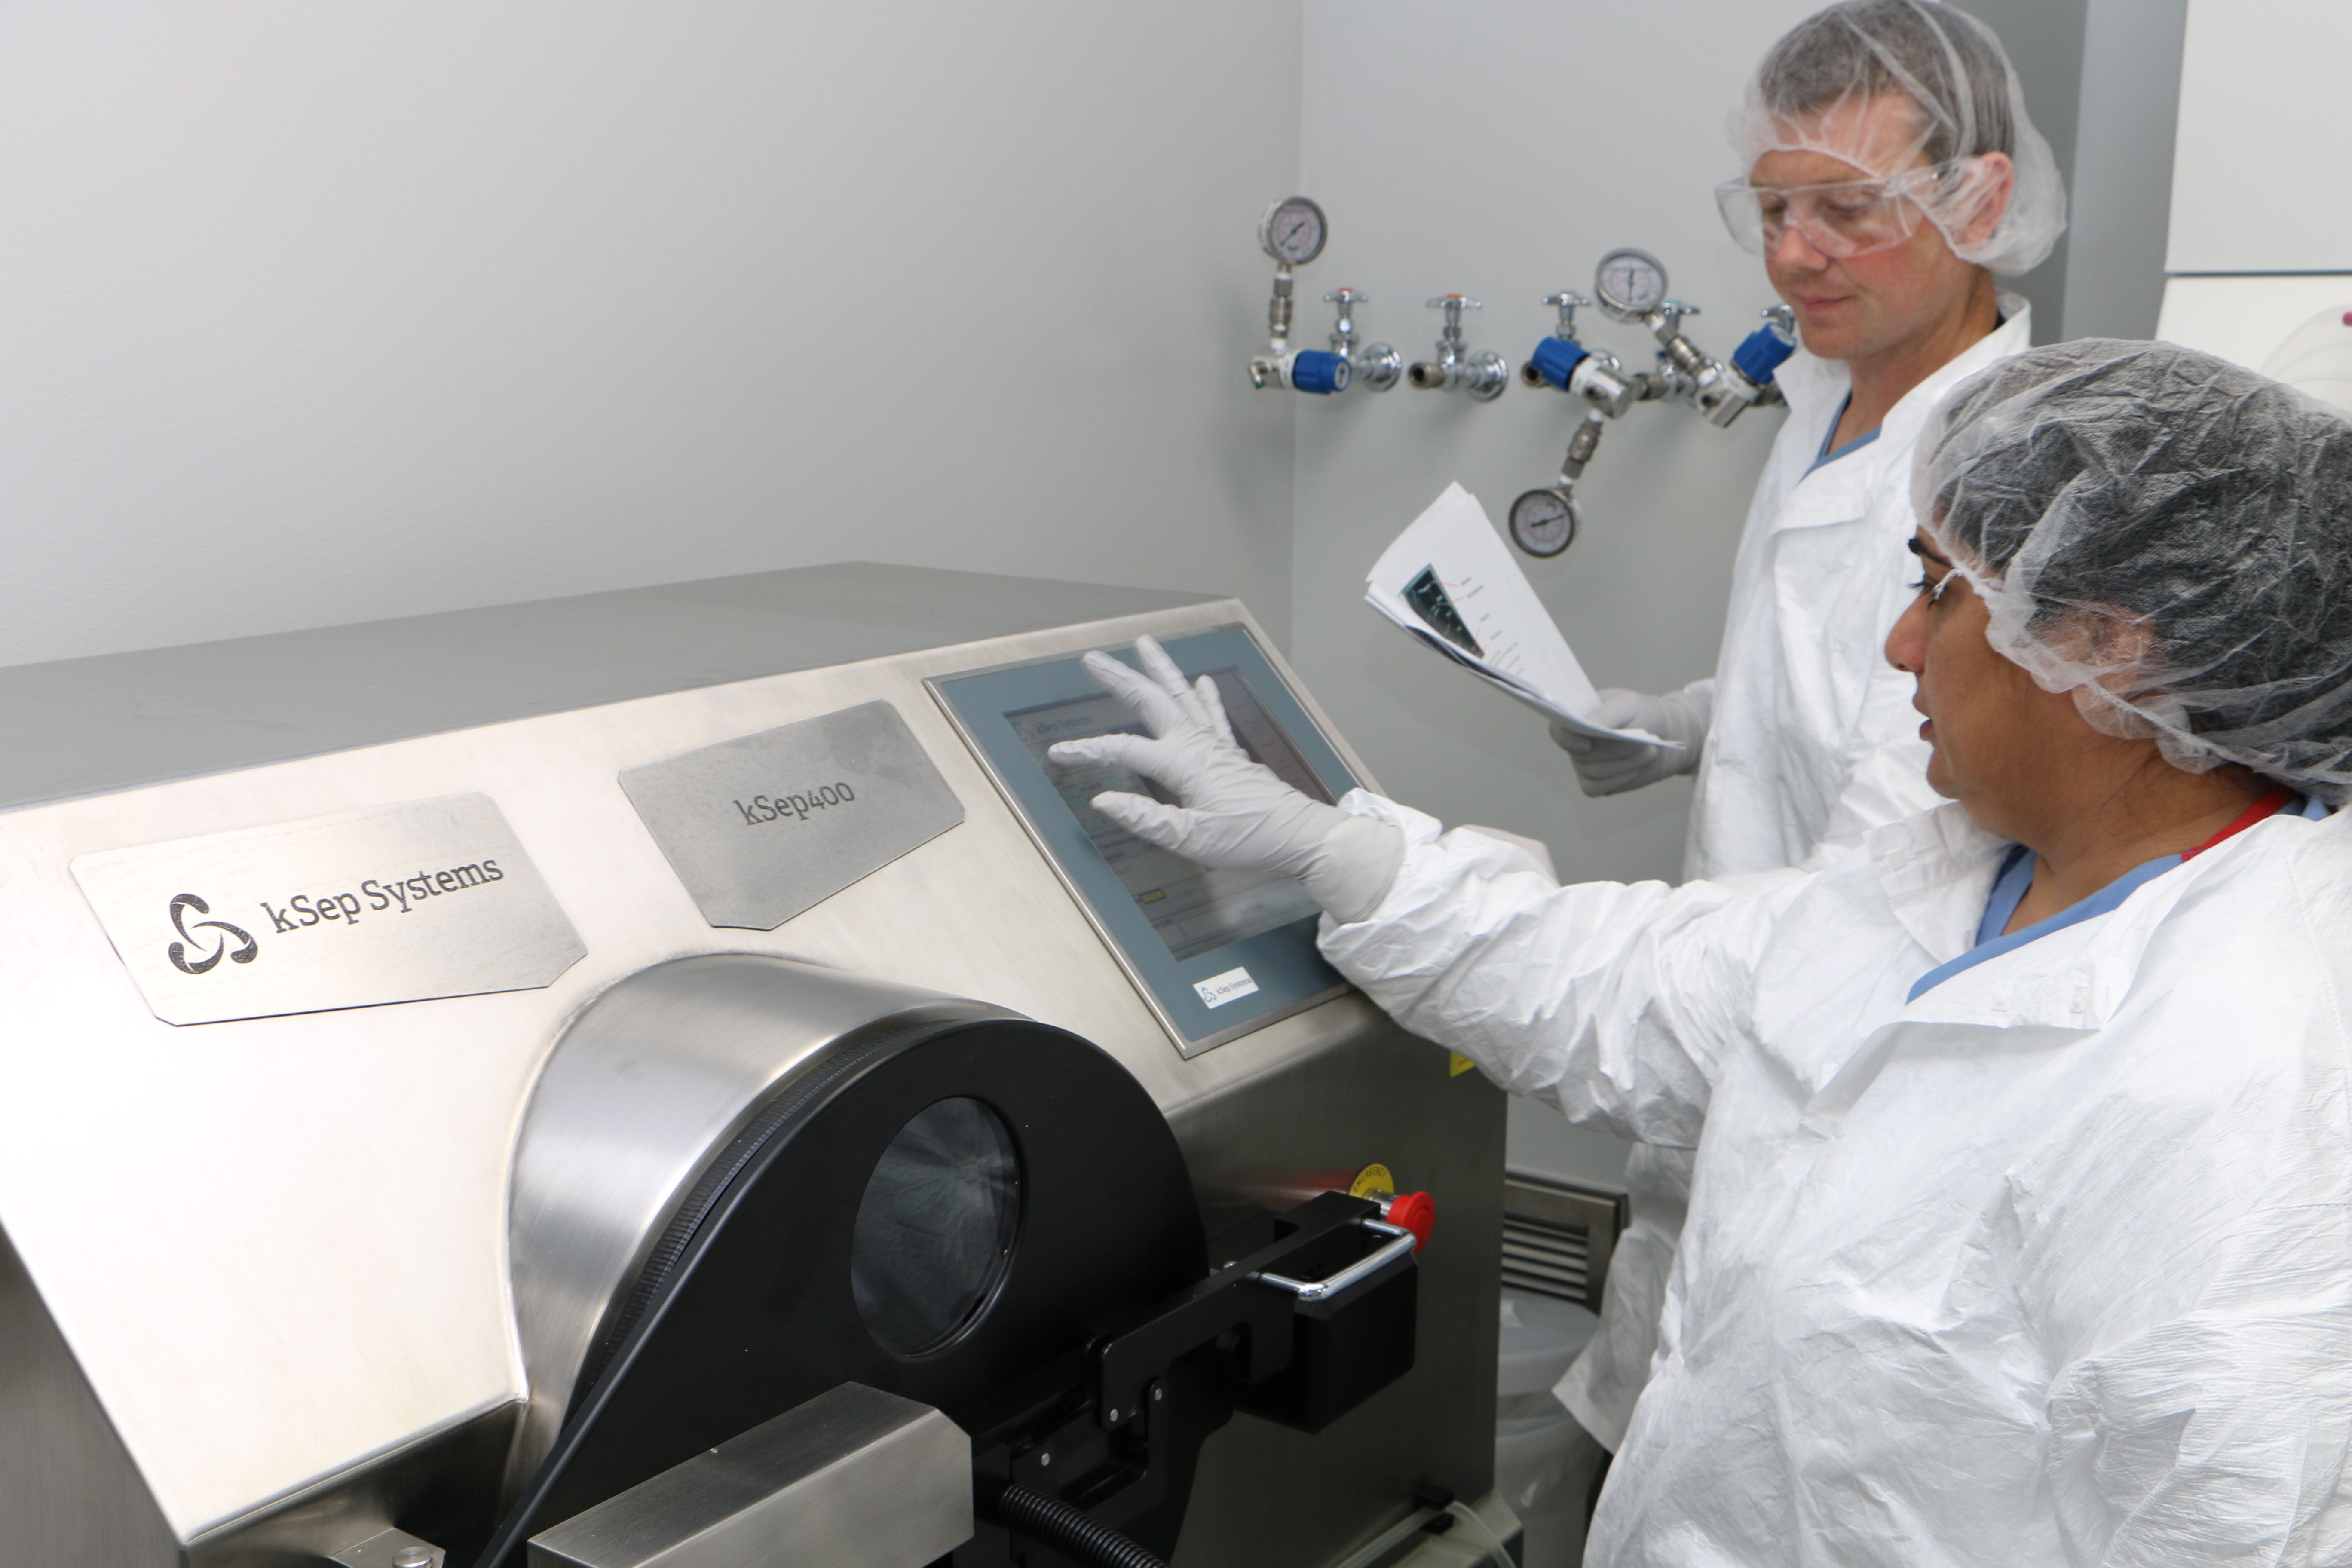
[931,625,1360,1055]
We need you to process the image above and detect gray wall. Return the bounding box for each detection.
[2163,0,2351,275]
[0,2,1305,667]
[2065,0,2187,338]
[1957,0,2085,340]
[1963,0,2189,344]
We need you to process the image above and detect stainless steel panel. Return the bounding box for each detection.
[188,1404,518,1568]
[0,1221,179,1568]
[0,563,1215,812]
[524,1385,970,1568]
[1166,1003,1508,1568]
[618,701,964,931]
[330,1527,448,1567]
[69,793,586,1025]
[507,955,1014,1495]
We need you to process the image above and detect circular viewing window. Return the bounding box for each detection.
[851,1096,1021,1357]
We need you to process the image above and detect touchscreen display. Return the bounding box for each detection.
[1008,668,1331,962]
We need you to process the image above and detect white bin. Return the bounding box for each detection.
[1495,1289,1600,1568]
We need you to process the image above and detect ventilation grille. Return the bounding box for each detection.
[1502,1211,1592,1307]
[1501,1171,1629,1312]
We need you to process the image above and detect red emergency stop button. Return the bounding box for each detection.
[1386,1191,1435,1252]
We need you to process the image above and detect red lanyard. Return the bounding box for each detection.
[2181,787,2297,860]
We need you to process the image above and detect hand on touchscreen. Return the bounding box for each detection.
[1050,637,1404,922]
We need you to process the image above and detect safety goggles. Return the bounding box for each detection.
[1714,162,1958,260]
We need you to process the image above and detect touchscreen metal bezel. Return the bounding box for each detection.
[928,623,1358,1058]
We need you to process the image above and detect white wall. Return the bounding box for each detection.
[1294,0,1822,1186]
[2151,1,2351,397]
[0,2,1304,666]
[2167,0,2352,275]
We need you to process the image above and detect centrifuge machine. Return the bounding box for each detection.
[0,564,1508,1568]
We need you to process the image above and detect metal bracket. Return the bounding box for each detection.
[1091,1191,1402,1427]
[525,1384,970,1568]
[330,1528,446,1568]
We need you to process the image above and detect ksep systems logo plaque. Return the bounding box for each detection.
[165,894,257,975]
[71,794,585,1025]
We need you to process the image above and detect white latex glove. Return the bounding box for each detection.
[1047,635,1405,921]
[1550,686,1711,798]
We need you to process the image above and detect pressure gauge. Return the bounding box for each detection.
[1259,196,1329,266]
[1594,248,1668,320]
[1509,488,1579,558]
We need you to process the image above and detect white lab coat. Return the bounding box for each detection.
[1687,302,2033,882]
[1324,791,2352,1565]
[1562,303,2038,1453]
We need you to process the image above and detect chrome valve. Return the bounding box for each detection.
[1326,288,1402,393]
[1619,297,1783,429]
[1406,295,1510,401]
[1519,289,1654,419]
[1247,195,1353,395]
[1510,249,1798,557]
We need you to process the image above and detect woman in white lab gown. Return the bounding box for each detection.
[1049,341,2352,1564]
[1325,768,2347,1563]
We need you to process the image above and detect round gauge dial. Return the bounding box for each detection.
[1594,248,1669,318]
[1259,196,1329,266]
[1509,488,1579,558]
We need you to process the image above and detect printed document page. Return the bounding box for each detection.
[1363,483,1679,748]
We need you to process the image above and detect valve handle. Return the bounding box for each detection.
[1424,295,1484,311]
[1544,291,1591,339]
[1326,287,1370,305]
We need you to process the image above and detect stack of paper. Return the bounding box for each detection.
[1363,483,1678,748]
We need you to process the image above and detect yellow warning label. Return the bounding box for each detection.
[1348,1163,1396,1200]
[1449,1052,1476,1077]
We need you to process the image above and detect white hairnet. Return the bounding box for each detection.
[1732,0,2067,275]
[1917,340,2352,799]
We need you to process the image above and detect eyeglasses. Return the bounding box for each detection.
[1911,570,1958,607]
[1714,163,1958,260]
[1906,537,1962,607]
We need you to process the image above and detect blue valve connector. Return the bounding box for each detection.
[1730,323,1796,387]
[1526,336,1592,392]
[1289,350,1350,394]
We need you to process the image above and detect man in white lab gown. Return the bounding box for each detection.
[1051,341,2352,1562]
[1548,0,2070,1471]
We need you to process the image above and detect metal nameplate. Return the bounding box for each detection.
[618,700,964,931]
[70,793,587,1026]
